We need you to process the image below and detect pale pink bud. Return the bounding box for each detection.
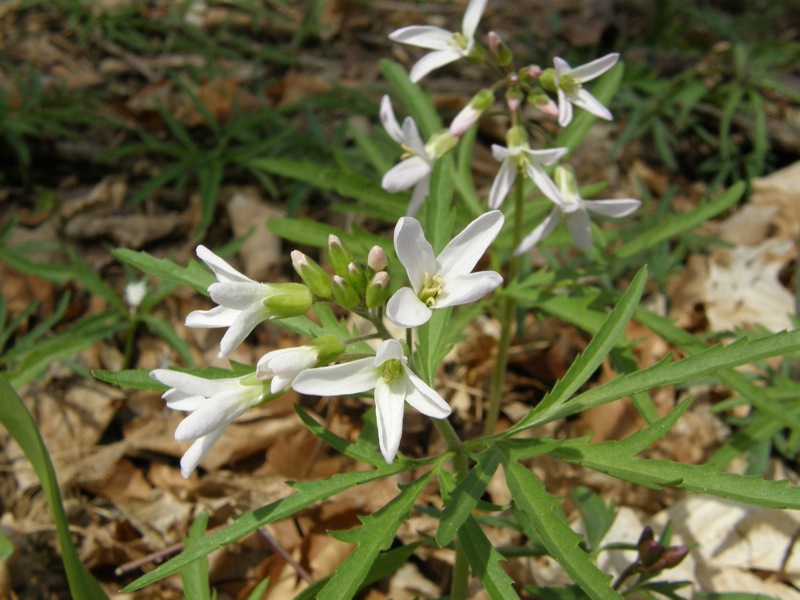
[368,245,388,271]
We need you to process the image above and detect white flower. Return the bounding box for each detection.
[389,0,487,82]
[489,126,568,209]
[380,96,433,216]
[151,369,268,477]
[386,211,504,328]
[186,246,312,359]
[553,53,619,127]
[515,165,640,254]
[124,280,147,310]
[292,339,450,463]
[256,336,345,393]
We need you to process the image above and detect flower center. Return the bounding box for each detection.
[381,359,403,383]
[559,73,581,94]
[450,32,469,52]
[418,273,444,307]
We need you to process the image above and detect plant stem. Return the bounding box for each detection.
[484,171,524,435]
[122,315,138,370]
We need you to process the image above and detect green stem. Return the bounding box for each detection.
[484,171,524,435]
[451,544,470,600]
[122,314,138,370]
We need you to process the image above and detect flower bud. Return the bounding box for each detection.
[328,234,353,277]
[506,125,529,150]
[125,280,147,310]
[309,334,347,363]
[367,245,388,272]
[332,275,360,309]
[539,67,557,92]
[449,89,494,137]
[661,545,689,569]
[345,261,368,294]
[424,130,459,159]
[487,31,512,66]
[291,250,333,300]
[505,88,523,113]
[521,64,543,81]
[262,283,313,317]
[365,271,390,308]
[527,90,558,116]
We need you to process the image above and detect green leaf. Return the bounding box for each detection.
[459,515,520,599]
[436,446,502,546]
[92,368,165,391]
[293,542,422,600]
[142,314,196,367]
[249,157,405,224]
[572,487,617,554]
[180,513,212,600]
[245,578,270,600]
[69,251,126,312]
[514,267,647,431]
[613,182,745,260]
[504,459,620,599]
[0,375,108,599]
[113,249,215,296]
[294,405,383,467]
[123,461,425,591]
[0,247,72,283]
[421,156,456,254]
[524,585,591,599]
[545,330,800,425]
[0,529,13,561]
[318,469,436,599]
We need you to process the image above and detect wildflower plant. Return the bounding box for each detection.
[105,1,800,598]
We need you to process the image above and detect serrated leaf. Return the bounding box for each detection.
[294,405,383,467]
[436,446,502,546]
[504,459,620,599]
[113,249,215,295]
[543,330,800,425]
[459,515,520,599]
[92,368,165,391]
[293,542,422,600]
[318,470,436,600]
[573,487,617,554]
[123,461,423,592]
[0,375,108,599]
[514,267,647,431]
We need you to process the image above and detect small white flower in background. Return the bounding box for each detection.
[151,369,269,477]
[515,165,641,254]
[380,96,433,216]
[389,0,487,82]
[256,335,346,394]
[124,280,147,311]
[550,53,619,127]
[186,246,312,359]
[489,126,568,209]
[386,211,504,328]
[292,339,451,464]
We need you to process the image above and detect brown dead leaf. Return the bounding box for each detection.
[224,187,285,282]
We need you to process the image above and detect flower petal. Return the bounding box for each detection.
[196,245,252,284]
[569,53,619,83]
[566,209,593,251]
[557,88,573,127]
[409,49,460,83]
[163,390,206,412]
[292,358,378,396]
[389,25,453,50]
[382,156,431,193]
[218,302,269,358]
[438,271,503,308]
[185,305,239,328]
[375,339,405,366]
[570,88,612,121]
[490,144,519,161]
[374,377,407,463]
[174,386,257,441]
[403,368,451,418]
[515,208,560,255]
[461,0,487,39]
[386,287,433,328]
[401,117,427,158]
[526,162,564,206]
[209,281,270,309]
[380,95,403,143]
[582,198,641,218]
[436,210,504,279]
[394,217,436,291]
[554,57,571,79]
[152,369,238,397]
[407,176,430,217]
[179,427,225,478]
[488,158,516,209]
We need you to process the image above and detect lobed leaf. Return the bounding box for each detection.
[459,515,520,599]
[113,248,215,296]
